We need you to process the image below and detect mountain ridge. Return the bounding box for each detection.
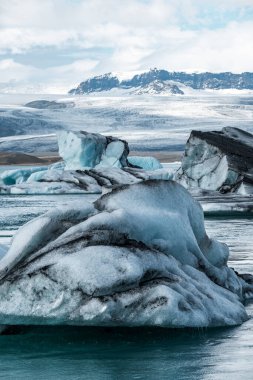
[69,68,253,95]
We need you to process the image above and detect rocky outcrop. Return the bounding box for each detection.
[0,181,252,328]
[176,127,253,194]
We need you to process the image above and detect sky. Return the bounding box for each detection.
[0,0,253,93]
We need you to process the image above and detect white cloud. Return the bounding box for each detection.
[0,0,253,92]
[0,58,99,93]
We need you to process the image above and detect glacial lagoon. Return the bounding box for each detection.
[0,193,252,380]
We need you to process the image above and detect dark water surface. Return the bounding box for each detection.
[0,194,253,380]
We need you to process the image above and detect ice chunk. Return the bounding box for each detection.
[0,165,172,195]
[128,156,162,170]
[0,166,46,186]
[0,181,252,328]
[176,127,253,194]
[58,130,129,170]
[95,141,126,168]
[0,130,172,194]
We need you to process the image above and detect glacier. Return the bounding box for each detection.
[0,180,252,328]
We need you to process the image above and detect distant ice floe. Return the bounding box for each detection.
[0,131,172,195]
[0,181,252,328]
[176,127,253,195]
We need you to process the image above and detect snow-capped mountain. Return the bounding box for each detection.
[69,68,253,95]
[69,73,120,94]
[131,80,184,95]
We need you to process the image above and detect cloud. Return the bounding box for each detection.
[0,58,99,93]
[0,0,253,92]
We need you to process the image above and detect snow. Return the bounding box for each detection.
[0,180,252,328]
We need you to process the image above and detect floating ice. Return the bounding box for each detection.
[176,127,253,194]
[1,167,171,195]
[0,167,46,186]
[58,130,129,170]
[128,156,162,170]
[0,180,252,328]
[0,131,171,194]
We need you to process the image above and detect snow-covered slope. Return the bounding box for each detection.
[131,80,184,95]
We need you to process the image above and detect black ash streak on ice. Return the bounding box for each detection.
[176,127,253,195]
[0,130,169,194]
[0,180,252,328]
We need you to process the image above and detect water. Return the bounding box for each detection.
[0,194,253,380]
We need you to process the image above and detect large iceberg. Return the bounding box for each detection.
[0,131,171,194]
[176,127,253,194]
[0,181,252,328]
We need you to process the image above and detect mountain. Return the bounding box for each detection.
[69,73,120,94]
[131,80,184,95]
[69,68,253,95]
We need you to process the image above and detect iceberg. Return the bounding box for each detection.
[176,127,253,194]
[0,180,252,328]
[1,167,171,195]
[128,156,162,170]
[58,130,129,170]
[0,131,171,194]
[0,166,47,186]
